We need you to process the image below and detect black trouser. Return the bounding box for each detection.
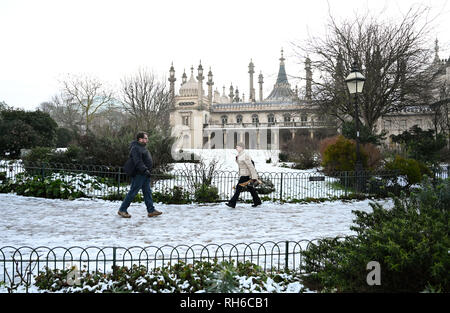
[228,176,261,206]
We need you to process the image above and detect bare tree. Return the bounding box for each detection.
[120,68,172,133]
[293,6,437,133]
[39,95,83,133]
[60,74,114,133]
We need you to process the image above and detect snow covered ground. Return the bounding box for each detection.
[0,194,392,248]
[0,192,393,292]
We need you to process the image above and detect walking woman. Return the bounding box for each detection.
[226,142,262,208]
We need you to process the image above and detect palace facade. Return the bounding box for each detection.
[168,50,336,152]
[169,41,450,152]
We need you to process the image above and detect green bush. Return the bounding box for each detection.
[322,135,368,174]
[279,152,289,162]
[194,183,219,203]
[152,186,191,204]
[384,155,432,188]
[0,109,58,158]
[390,125,446,165]
[301,177,450,292]
[33,260,305,293]
[0,173,87,199]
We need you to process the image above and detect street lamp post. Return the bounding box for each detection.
[345,60,366,191]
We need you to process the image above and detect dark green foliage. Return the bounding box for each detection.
[0,109,58,157]
[74,131,130,166]
[390,125,446,165]
[322,135,369,173]
[278,153,288,162]
[152,186,191,204]
[342,120,386,145]
[194,183,219,203]
[20,128,175,174]
[55,127,74,147]
[33,260,304,293]
[301,177,450,292]
[146,129,176,174]
[385,155,432,188]
[0,173,87,199]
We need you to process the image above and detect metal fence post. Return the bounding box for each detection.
[279,173,283,201]
[285,241,289,270]
[112,246,117,275]
[344,171,348,197]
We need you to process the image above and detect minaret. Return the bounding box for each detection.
[305,56,312,101]
[229,84,234,103]
[234,87,240,102]
[207,67,214,107]
[258,71,264,102]
[434,38,440,63]
[168,63,176,106]
[197,61,204,107]
[248,59,255,102]
[181,69,187,85]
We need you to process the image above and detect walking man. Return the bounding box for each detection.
[118,131,162,218]
[226,142,262,208]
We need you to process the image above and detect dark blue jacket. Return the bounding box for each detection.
[123,140,153,176]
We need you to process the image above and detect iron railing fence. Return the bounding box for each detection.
[1,161,448,201]
[0,238,351,286]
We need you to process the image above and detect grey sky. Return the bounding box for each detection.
[0,0,449,110]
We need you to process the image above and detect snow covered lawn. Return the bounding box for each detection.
[0,193,393,293]
[0,193,392,247]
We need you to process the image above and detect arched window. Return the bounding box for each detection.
[300,114,307,125]
[283,114,291,122]
[221,115,228,125]
[252,114,259,124]
[236,114,243,124]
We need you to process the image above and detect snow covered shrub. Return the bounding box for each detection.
[384,155,432,188]
[0,173,87,199]
[33,260,306,293]
[301,177,450,292]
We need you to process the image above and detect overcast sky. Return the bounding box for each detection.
[0,0,449,111]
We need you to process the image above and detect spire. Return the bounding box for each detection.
[168,62,176,106]
[275,48,289,85]
[258,71,264,102]
[229,83,234,103]
[182,68,187,85]
[234,87,240,102]
[266,49,295,100]
[305,56,312,101]
[248,58,255,102]
[280,48,285,64]
[207,67,214,107]
[434,38,440,63]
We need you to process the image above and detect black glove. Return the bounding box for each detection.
[144,170,151,177]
